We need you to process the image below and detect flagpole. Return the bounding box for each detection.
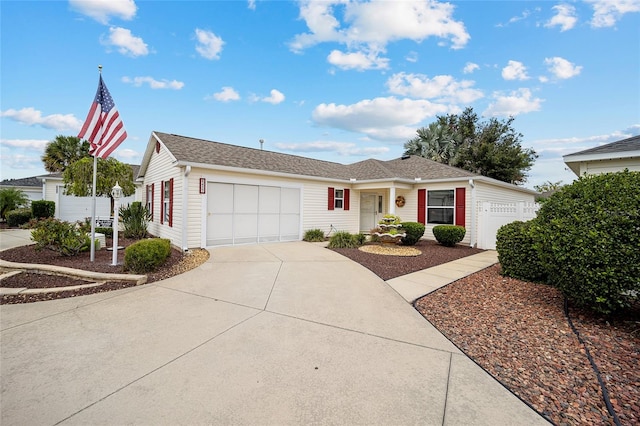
[89,64,102,262]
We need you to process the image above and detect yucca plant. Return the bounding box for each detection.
[119,201,151,239]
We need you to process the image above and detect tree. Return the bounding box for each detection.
[534,180,564,193]
[404,122,460,164]
[0,188,29,220]
[404,107,538,185]
[41,135,90,173]
[62,157,135,215]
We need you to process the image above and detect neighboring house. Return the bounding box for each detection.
[41,165,142,223]
[139,131,537,251]
[563,134,640,177]
[0,176,44,203]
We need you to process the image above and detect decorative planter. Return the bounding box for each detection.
[374,223,405,244]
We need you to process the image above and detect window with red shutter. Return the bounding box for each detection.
[168,178,174,227]
[344,188,350,211]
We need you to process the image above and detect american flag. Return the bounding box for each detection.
[78,75,127,159]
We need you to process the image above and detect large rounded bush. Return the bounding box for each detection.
[124,238,172,273]
[496,220,546,282]
[432,225,466,247]
[400,222,425,246]
[535,170,640,314]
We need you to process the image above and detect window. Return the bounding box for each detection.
[334,189,344,209]
[146,184,154,221]
[427,190,454,224]
[161,179,173,226]
[327,187,349,210]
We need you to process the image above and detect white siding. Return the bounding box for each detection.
[303,182,359,235]
[144,145,182,247]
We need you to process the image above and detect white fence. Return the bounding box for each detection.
[477,201,540,250]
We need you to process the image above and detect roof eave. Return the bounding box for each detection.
[563,150,640,163]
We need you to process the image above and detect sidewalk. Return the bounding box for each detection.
[387,250,499,303]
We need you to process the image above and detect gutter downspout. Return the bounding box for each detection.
[469,179,476,248]
[182,165,191,252]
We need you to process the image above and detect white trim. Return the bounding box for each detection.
[563,150,640,163]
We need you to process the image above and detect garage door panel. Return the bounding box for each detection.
[207,214,233,246]
[258,214,279,242]
[281,188,300,214]
[234,185,258,214]
[209,183,234,214]
[259,186,280,213]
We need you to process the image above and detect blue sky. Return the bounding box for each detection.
[1,0,639,189]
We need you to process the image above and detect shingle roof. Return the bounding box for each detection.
[0,176,43,187]
[154,132,478,182]
[44,164,141,180]
[566,134,640,157]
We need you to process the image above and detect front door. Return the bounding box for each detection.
[360,193,379,232]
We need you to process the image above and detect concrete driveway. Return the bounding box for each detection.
[1,240,547,425]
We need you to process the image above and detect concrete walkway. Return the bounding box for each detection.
[0,234,548,425]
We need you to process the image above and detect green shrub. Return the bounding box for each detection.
[30,217,91,256]
[31,200,55,219]
[303,228,325,242]
[0,188,29,220]
[432,225,466,247]
[95,227,113,237]
[124,238,172,273]
[327,231,362,249]
[400,222,425,246]
[534,170,640,315]
[6,208,32,227]
[496,221,546,282]
[354,232,367,246]
[120,201,151,239]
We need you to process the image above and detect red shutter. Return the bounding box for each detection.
[150,183,154,221]
[344,188,350,211]
[455,187,466,227]
[169,178,174,227]
[160,180,164,224]
[417,189,426,224]
[328,187,335,210]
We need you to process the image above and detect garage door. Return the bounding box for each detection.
[206,183,300,246]
[57,186,135,223]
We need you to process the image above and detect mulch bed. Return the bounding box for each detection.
[415,264,640,426]
[0,235,209,304]
[331,239,484,280]
[0,272,95,288]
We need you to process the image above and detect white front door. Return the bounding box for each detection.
[360,193,379,232]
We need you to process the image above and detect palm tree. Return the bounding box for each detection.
[0,188,29,220]
[403,122,459,165]
[41,135,90,173]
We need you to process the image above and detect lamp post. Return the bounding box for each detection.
[111,182,122,266]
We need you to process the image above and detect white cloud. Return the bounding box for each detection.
[102,27,148,57]
[290,0,469,70]
[122,76,184,89]
[386,72,483,104]
[69,0,137,24]
[209,87,241,102]
[261,89,285,105]
[275,141,389,157]
[544,57,582,79]
[463,62,479,74]
[312,96,454,141]
[585,0,640,28]
[248,0,256,10]
[195,28,224,60]
[1,107,81,131]
[327,49,389,70]
[0,138,49,150]
[483,88,543,116]
[405,51,418,63]
[545,4,578,31]
[113,148,141,162]
[502,60,529,80]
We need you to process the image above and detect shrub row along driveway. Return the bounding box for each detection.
[0,241,547,425]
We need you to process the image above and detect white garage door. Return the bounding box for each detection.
[206,182,300,246]
[57,186,136,223]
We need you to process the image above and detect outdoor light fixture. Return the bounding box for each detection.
[111,182,122,266]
